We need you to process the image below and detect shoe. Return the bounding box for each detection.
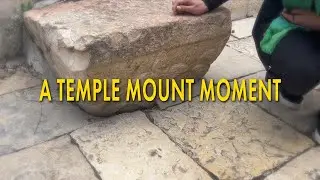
[265,71,303,110]
[313,114,320,144]
[278,91,303,110]
[313,128,320,144]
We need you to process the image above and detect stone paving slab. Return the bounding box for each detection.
[0,135,98,180]
[228,35,238,42]
[231,17,256,39]
[71,111,213,180]
[204,46,264,81]
[0,69,41,96]
[227,37,259,60]
[147,96,314,180]
[0,86,91,155]
[265,147,320,180]
[237,71,320,134]
[248,0,263,17]
[224,0,249,20]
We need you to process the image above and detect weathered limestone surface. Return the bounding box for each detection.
[0,86,91,155]
[0,136,98,180]
[23,0,231,116]
[231,17,256,39]
[71,111,213,180]
[265,147,320,180]
[227,37,259,60]
[148,96,314,180]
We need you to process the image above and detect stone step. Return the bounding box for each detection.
[23,0,232,116]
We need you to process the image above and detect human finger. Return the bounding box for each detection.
[172,0,182,15]
[282,12,294,22]
[176,5,194,14]
[291,9,314,15]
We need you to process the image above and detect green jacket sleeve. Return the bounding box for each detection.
[202,0,229,11]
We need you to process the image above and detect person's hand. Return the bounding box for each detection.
[172,0,209,15]
[282,9,316,22]
[282,9,320,31]
[284,9,316,16]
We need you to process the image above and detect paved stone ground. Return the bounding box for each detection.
[0,18,319,180]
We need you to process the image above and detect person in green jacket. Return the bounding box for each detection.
[172,0,320,144]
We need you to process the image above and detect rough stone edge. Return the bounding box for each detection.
[23,6,231,69]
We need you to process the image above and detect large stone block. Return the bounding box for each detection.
[23,0,231,116]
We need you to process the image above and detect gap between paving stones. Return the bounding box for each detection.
[69,134,103,180]
[143,111,220,180]
[252,145,317,179]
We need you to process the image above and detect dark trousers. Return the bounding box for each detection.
[252,0,320,97]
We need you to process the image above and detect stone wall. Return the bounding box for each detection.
[0,0,41,62]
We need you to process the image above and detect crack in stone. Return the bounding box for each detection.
[69,134,103,180]
[34,103,43,134]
